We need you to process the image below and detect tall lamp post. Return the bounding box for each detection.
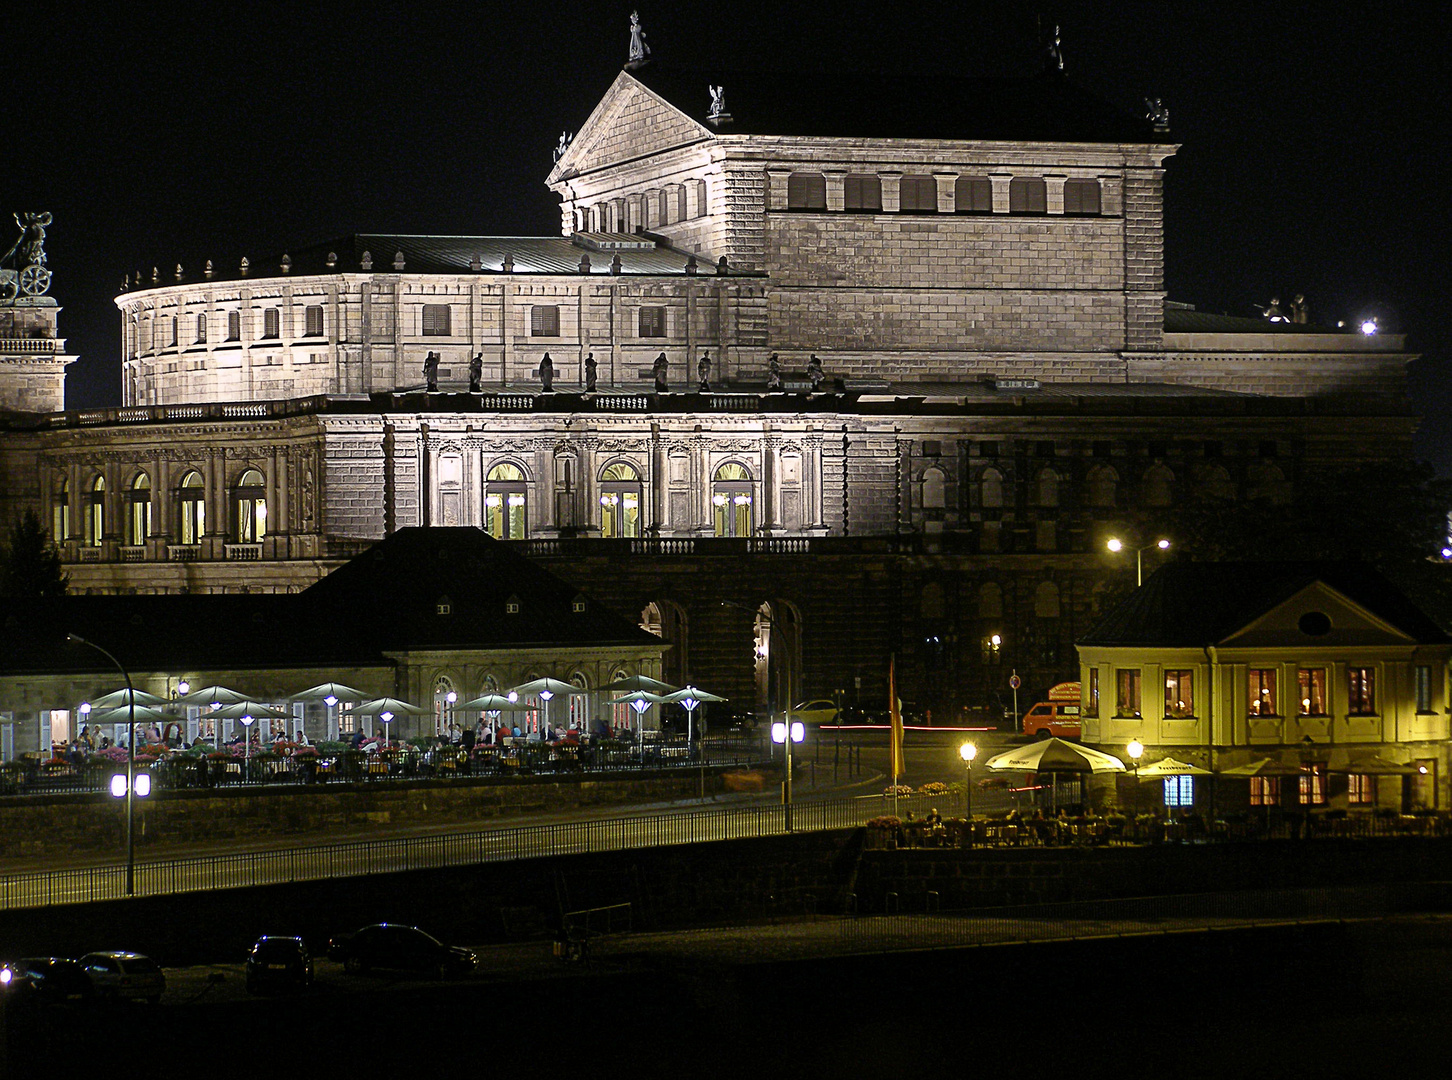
[1127,739,1144,814]
[772,718,805,831]
[240,714,255,780]
[66,634,142,896]
[959,741,978,818]
[1107,537,1171,587]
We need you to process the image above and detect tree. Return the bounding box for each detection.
[0,508,69,598]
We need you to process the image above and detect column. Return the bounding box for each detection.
[765,167,792,210]
[878,171,902,213]
[1045,175,1067,215]
[933,171,959,213]
[823,170,847,212]
[989,173,1013,214]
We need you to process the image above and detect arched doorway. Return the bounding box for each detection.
[640,599,689,687]
[753,600,802,717]
[485,463,527,538]
[599,461,642,538]
[712,463,754,537]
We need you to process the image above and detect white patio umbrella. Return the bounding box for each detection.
[509,678,588,738]
[983,737,1125,812]
[179,684,255,707]
[610,690,666,746]
[455,693,533,739]
[81,687,169,711]
[86,704,181,747]
[355,696,429,745]
[657,685,727,747]
[1134,757,1215,777]
[207,701,293,775]
[292,682,371,743]
[598,674,679,695]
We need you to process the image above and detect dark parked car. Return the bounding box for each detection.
[0,957,95,1007]
[245,936,314,994]
[327,924,476,979]
[77,951,166,1003]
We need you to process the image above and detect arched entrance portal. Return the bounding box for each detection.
[640,600,689,688]
[753,600,802,718]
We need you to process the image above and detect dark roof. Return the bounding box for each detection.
[629,65,1163,144]
[1079,562,1452,648]
[0,528,658,678]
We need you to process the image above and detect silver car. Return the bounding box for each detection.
[78,951,166,1004]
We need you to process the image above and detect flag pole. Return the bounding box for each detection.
[889,653,903,820]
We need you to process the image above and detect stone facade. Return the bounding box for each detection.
[0,297,76,413]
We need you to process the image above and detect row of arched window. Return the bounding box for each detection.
[575,180,709,234]
[428,666,649,736]
[786,172,1103,215]
[53,469,266,547]
[459,461,756,540]
[922,462,1287,511]
[129,306,326,355]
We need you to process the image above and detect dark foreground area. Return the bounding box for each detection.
[4,915,1449,1079]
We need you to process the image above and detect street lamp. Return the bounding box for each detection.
[240,714,255,779]
[1107,537,1170,587]
[445,690,457,739]
[380,710,394,746]
[771,718,805,831]
[66,633,142,896]
[324,694,338,742]
[959,741,978,818]
[1127,739,1144,813]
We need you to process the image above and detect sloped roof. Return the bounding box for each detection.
[0,528,658,678]
[1079,562,1451,648]
[629,64,1163,144]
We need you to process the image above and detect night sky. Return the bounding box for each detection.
[8,2,1449,466]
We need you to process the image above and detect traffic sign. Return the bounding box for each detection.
[1008,674,1021,690]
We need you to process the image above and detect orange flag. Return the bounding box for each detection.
[889,654,905,780]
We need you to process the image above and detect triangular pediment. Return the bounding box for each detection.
[549,70,714,182]
[1220,581,1416,649]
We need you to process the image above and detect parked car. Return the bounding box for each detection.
[1021,682,1083,740]
[77,951,165,1004]
[327,924,476,979]
[787,699,840,725]
[245,935,314,994]
[1,957,95,1007]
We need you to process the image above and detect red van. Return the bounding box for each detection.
[1021,682,1082,740]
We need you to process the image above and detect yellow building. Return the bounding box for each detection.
[1077,563,1452,813]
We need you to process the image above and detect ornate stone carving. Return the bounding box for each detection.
[627,11,650,67]
[1,212,53,299]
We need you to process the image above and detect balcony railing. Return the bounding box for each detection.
[225,543,262,561]
[166,544,200,562]
[0,337,58,354]
[119,546,146,563]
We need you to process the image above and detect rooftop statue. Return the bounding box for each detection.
[553,131,573,163]
[1045,24,1064,72]
[1145,97,1170,132]
[708,85,726,119]
[0,211,53,299]
[627,11,650,67]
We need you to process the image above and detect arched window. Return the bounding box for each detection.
[433,675,456,739]
[921,581,947,620]
[84,475,105,547]
[955,175,993,213]
[179,470,205,544]
[438,453,463,526]
[1142,464,1175,508]
[922,466,946,510]
[485,463,527,539]
[234,468,267,542]
[1009,177,1047,213]
[844,174,882,211]
[1200,463,1236,501]
[568,672,591,730]
[978,582,1004,619]
[1085,465,1118,508]
[1035,468,1060,508]
[1247,462,1289,505]
[1035,581,1061,619]
[787,173,826,209]
[127,473,152,546]
[53,477,70,541]
[899,175,937,212]
[599,462,642,538]
[713,463,754,537]
[980,468,1004,509]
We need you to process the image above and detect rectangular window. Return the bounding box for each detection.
[1163,776,1195,808]
[1164,670,1194,718]
[1299,763,1327,807]
[638,306,666,338]
[1248,668,1278,717]
[1063,178,1102,215]
[1009,177,1047,213]
[263,308,280,338]
[305,305,325,336]
[531,305,560,337]
[1415,665,1433,712]
[1347,667,1376,715]
[1347,773,1375,806]
[954,176,993,213]
[1298,668,1327,716]
[1115,669,1141,717]
[1085,668,1099,718]
[843,175,882,211]
[1249,776,1279,807]
[422,304,451,336]
[787,173,827,209]
[196,313,207,343]
[227,311,241,341]
[899,175,937,212]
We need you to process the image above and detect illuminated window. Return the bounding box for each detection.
[179,471,205,544]
[712,462,753,537]
[899,175,937,212]
[1347,667,1376,715]
[1163,776,1195,807]
[599,461,642,538]
[1298,668,1327,716]
[1415,665,1433,712]
[234,469,266,543]
[262,308,280,339]
[568,673,590,730]
[1085,668,1099,717]
[53,477,70,541]
[787,173,826,209]
[1009,177,1047,213]
[305,305,324,336]
[1249,776,1279,807]
[1164,670,1194,718]
[1248,668,1277,716]
[531,305,560,337]
[422,304,451,336]
[1063,179,1101,215]
[844,175,881,211]
[954,176,992,213]
[1347,773,1375,806]
[84,475,105,547]
[127,473,151,545]
[638,306,666,338]
[1115,669,1141,717]
[1299,763,1327,806]
[485,463,527,539]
